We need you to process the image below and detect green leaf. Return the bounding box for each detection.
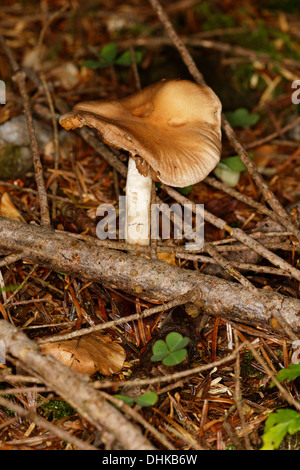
[99,42,118,64]
[151,339,169,362]
[261,409,300,450]
[80,60,105,69]
[136,392,158,407]
[115,50,143,66]
[225,108,260,128]
[177,185,194,196]
[162,348,188,366]
[270,363,300,387]
[214,153,255,186]
[165,332,189,352]
[219,156,247,172]
[114,394,135,407]
[151,332,189,366]
[115,51,132,66]
[0,285,20,292]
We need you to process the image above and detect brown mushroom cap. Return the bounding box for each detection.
[59,79,222,187]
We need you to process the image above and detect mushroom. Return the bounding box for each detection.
[59,79,222,245]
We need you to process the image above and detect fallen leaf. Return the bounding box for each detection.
[157,252,176,266]
[41,331,126,376]
[0,192,25,222]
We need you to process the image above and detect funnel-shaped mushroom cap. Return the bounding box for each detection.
[59,79,222,187]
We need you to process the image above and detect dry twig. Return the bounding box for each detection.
[0,34,51,226]
[148,0,300,245]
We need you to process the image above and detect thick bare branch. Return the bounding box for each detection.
[0,217,299,336]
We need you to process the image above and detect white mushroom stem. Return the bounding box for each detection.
[125,157,152,245]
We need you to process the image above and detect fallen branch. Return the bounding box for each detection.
[0,320,156,450]
[0,216,299,336]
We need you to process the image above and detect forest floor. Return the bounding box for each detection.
[0,0,299,451]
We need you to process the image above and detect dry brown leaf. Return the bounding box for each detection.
[41,331,126,376]
[0,192,25,222]
[157,252,177,266]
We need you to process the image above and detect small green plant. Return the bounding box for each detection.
[177,185,194,196]
[214,155,249,188]
[218,155,248,172]
[261,409,300,450]
[82,42,143,69]
[114,391,158,407]
[225,108,260,128]
[271,363,300,385]
[151,332,189,366]
[0,285,20,293]
[261,363,300,450]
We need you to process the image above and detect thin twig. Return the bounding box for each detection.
[0,395,96,450]
[130,46,142,91]
[233,330,252,450]
[148,0,205,85]
[35,4,69,59]
[3,264,38,307]
[37,289,201,344]
[156,196,256,290]
[204,176,292,228]
[94,346,243,390]
[100,392,175,451]
[0,253,27,268]
[204,241,256,290]
[35,6,69,221]
[39,74,61,221]
[176,252,292,277]
[163,185,300,282]
[148,0,300,245]
[246,341,300,412]
[0,34,51,226]
[244,116,300,150]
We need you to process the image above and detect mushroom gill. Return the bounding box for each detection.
[59,78,222,188]
[59,78,222,246]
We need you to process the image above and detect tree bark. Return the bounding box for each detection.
[0,217,299,336]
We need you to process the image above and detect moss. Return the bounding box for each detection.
[40,398,76,420]
[0,386,16,417]
[229,20,300,62]
[194,2,236,31]
[241,350,264,379]
[0,144,33,180]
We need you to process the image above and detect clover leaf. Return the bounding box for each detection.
[151,332,189,366]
